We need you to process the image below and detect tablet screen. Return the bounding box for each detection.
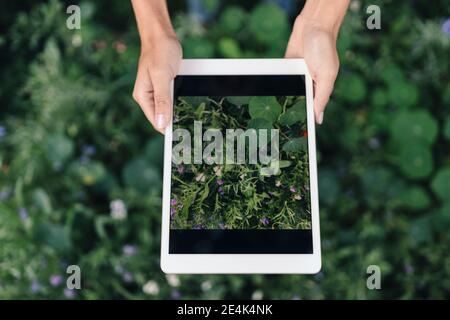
[169,75,312,254]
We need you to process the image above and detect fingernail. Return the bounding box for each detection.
[317,112,324,125]
[156,114,166,129]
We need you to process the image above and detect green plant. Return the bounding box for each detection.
[170,96,311,230]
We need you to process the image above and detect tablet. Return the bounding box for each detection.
[161,59,320,274]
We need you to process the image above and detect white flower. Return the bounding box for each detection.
[71,34,83,47]
[143,280,159,295]
[201,280,212,291]
[350,0,361,12]
[195,173,206,182]
[213,166,223,177]
[166,274,180,288]
[294,194,302,201]
[251,290,263,300]
[110,199,127,220]
[275,180,281,187]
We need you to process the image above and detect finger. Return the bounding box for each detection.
[133,68,158,128]
[285,15,304,58]
[285,31,299,58]
[313,71,336,125]
[150,71,173,132]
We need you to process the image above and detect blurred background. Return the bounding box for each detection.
[0,0,449,299]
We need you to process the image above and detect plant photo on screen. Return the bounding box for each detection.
[170,95,311,230]
[1,0,450,300]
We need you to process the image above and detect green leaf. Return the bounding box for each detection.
[431,167,450,203]
[397,144,433,179]
[248,96,281,122]
[219,6,247,33]
[218,37,241,58]
[388,81,419,109]
[249,3,289,45]
[271,160,291,169]
[144,135,164,169]
[200,0,220,13]
[72,161,106,186]
[379,64,405,84]
[396,186,431,210]
[182,37,214,58]
[179,96,209,108]
[227,96,251,106]
[34,222,72,254]
[319,169,341,206]
[361,167,405,209]
[371,88,388,108]
[32,188,52,215]
[45,134,74,166]
[279,100,306,126]
[282,137,307,153]
[390,111,438,145]
[338,74,367,103]
[431,205,450,233]
[247,118,273,130]
[443,115,450,141]
[123,157,161,193]
[199,183,210,203]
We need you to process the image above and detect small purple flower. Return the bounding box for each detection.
[82,145,96,157]
[64,288,76,299]
[216,179,224,186]
[18,208,29,221]
[170,207,176,218]
[30,279,41,293]
[171,289,182,299]
[123,244,138,256]
[260,217,270,226]
[177,165,185,174]
[123,271,134,283]
[79,155,89,164]
[170,198,178,206]
[289,186,296,193]
[0,126,6,138]
[0,189,11,201]
[405,264,414,275]
[218,187,224,195]
[50,275,63,287]
[368,137,380,149]
[442,19,450,36]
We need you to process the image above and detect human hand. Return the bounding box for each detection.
[285,15,340,125]
[133,35,182,134]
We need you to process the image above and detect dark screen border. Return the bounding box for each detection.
[170,75,312,254]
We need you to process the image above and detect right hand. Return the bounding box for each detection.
[132,35,182,134]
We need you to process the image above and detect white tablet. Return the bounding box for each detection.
[161,59,320,274]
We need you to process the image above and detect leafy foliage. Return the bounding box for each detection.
[0,0,450,300]
[171,96,310,230]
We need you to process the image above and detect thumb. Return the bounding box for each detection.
[313,72,335,125]
[151,72,173,131]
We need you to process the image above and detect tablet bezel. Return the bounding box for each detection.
[161,59,321,274]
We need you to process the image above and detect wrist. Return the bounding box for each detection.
[132,0,178,51]
[141,25,178,51]
[299,0,349,38]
